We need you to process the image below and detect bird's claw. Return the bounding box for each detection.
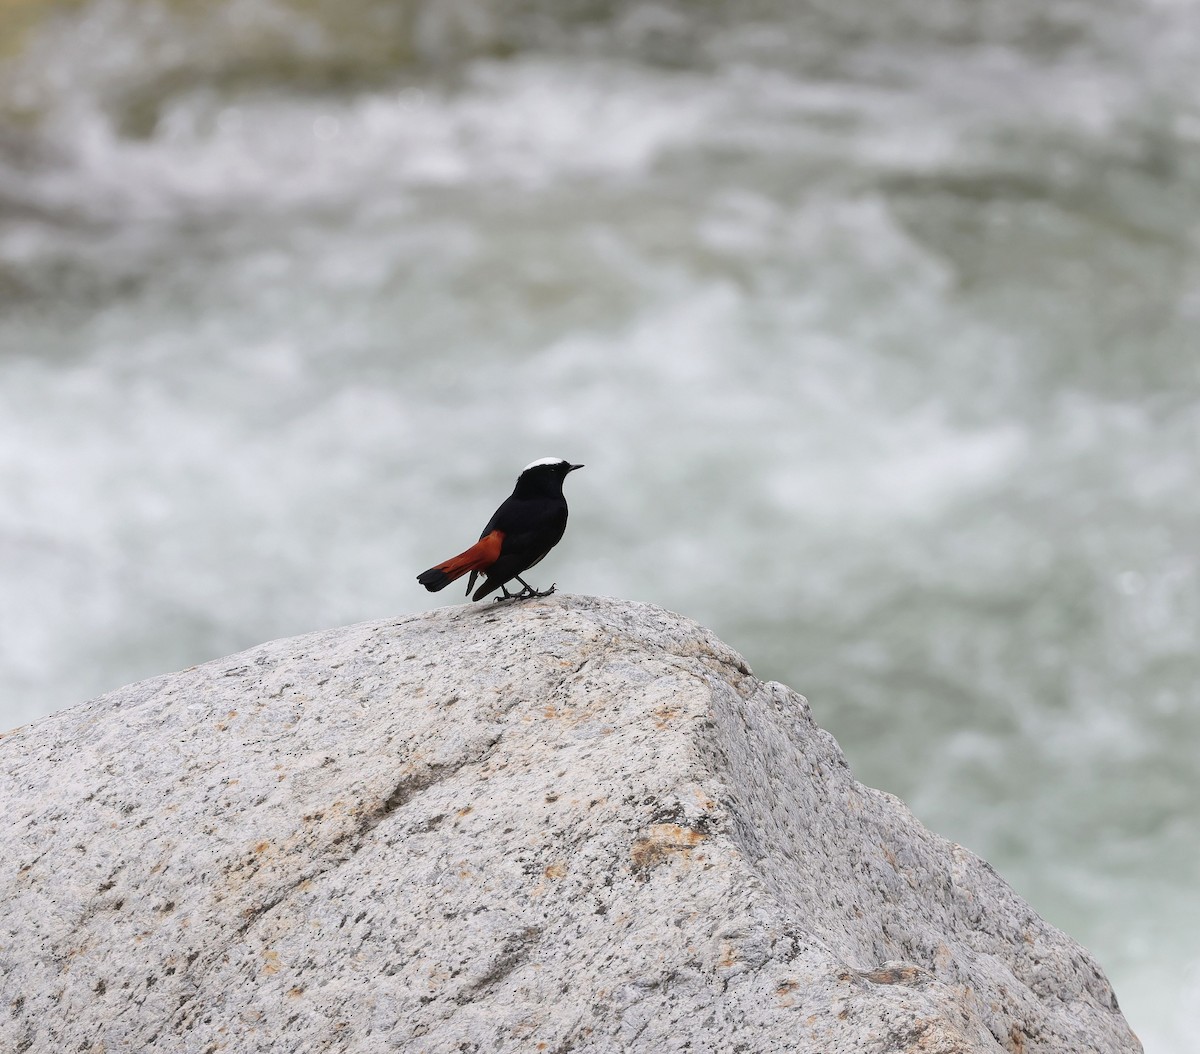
[493,582,556,603]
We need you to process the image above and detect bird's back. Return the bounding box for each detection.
[483,492,568,557]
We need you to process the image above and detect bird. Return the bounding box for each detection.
[417,458,584,602]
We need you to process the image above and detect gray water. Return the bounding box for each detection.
[2,1,1197,1048]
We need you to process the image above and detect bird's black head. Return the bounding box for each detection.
[513,457,584,498]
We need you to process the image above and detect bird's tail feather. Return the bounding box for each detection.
[416,531,504,593]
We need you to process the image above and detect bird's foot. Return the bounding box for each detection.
[515,575,555,599]
[493,581,556,602]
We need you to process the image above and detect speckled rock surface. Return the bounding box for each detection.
[0,595,1140,1054]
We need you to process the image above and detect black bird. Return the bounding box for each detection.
[417,458,583,601]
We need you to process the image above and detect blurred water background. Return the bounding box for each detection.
[2,0,1198,1047]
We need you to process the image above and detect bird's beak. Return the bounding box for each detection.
[568,463,584,472]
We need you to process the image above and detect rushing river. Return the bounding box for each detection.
[2,1,1197,1048]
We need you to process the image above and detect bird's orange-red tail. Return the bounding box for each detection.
[417,530,504,592]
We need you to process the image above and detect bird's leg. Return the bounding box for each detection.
[491,577,556,603]
[513,576,556,599]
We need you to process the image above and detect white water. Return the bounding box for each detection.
[2,1,1198,1048]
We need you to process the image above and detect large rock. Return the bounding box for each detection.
[0,595,1139,1054]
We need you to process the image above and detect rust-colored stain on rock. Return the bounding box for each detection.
[859,964,926,986]
[630,823,707,871]
[652,705,681,728]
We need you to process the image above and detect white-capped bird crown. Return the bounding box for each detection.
[522,457,571,472]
